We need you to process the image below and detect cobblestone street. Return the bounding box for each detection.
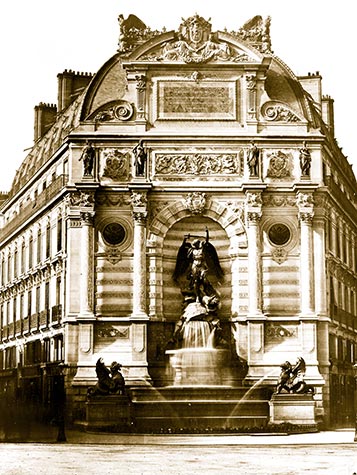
[1,430,357,475]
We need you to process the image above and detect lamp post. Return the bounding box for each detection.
[353,363,357,442]
[55,363,67,443]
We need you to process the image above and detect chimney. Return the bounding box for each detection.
[298,71,322,107]
[321,95,335,138]
[34,103,57,141]
[57,69,93,112]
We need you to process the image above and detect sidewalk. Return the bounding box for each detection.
[62,428,357,445]
[3,425,355,445]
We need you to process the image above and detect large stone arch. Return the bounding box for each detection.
[147,198,247,320]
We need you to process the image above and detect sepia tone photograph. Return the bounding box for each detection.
[0,1,356,473]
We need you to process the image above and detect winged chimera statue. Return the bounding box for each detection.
[172,228,224,311]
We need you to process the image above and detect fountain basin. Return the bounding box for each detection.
[166,348,233,386]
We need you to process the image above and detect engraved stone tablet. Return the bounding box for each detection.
[157,81,238,120]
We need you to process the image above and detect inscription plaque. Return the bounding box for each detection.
[157,81,238,120]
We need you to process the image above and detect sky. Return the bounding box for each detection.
[0,0,355,192]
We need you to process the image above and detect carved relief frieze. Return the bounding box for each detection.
[154,152,243,177]
[265,322,297,341]
[96,324,130,339]
[96,193,130,207]
[101,149,131,181]
[266,151,292,179]
[261,101,302,122]
[262,195,296,207]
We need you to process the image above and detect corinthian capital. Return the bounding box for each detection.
[130,191,147,208]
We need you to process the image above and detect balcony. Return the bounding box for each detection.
[51,304,62,326]
[30,313,39,333]
[331,305,355,330]
[39,309,50,329]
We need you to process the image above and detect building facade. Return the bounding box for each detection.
[0,14,356,429]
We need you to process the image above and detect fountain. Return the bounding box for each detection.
[129,228,273,432]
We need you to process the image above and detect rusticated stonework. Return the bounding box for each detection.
[154,152,243,177]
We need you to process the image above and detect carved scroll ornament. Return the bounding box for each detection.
[261,101,302,122]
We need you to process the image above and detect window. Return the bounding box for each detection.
[27,290,32,317]
[46,222,51,259]
[21,241,26,274]
[28,236,33,269]
[37,228,42,264]
[57,217,62,252]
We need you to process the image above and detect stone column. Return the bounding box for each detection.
[246,191,263,316]
[313,215,327,317]
[244,189,266,383]
[245,74,257,122]
[128,190,151,384]
[297,192,315,315]
[71,187,98,384]
[132,210,148,318]
[79,210,95,318]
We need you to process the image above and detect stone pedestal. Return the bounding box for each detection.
[84,395,131,431]
[269,393,317,429]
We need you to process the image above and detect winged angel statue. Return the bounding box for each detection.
[169,228,227,349]
[173,228,224,312]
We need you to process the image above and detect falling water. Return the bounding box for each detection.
[182,320,213,348]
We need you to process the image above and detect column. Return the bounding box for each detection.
[128,189,151,384]
[297,192,315,315]
[79,210,95,318]
[313,216,327,317]
[245,192,263,316]
[132,210,148,318]
[244,189,266,383]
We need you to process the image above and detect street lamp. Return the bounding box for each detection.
[353,363,357,442]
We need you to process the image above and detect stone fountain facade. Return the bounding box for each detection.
[2,12,356,432]
[54,13,329,428]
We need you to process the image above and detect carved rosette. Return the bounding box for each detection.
[184,192,206,215]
